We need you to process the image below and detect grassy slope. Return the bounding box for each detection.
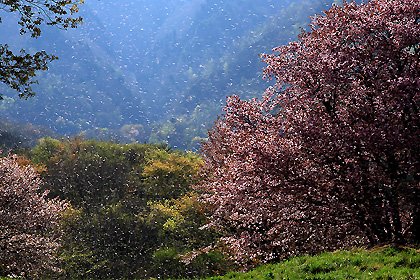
[206,245,420,280]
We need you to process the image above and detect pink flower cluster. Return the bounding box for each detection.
[0,155,67,277]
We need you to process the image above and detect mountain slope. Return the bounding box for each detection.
[1,0,336,149]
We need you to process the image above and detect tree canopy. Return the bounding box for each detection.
[200,0,420,267]
[0,0,83,99]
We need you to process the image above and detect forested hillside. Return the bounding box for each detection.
[1,0,339,150]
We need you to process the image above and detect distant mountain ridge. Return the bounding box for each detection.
[0,0,336,149]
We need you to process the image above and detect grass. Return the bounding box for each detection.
[205,245,420,280]
[1,245,419,279]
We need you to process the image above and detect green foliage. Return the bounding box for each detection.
[26,138,165,278]
[58,203,158,280]
[149,246,228,280]
[23,137,226,279]
[30,137,65,163]
[30,137,159,209]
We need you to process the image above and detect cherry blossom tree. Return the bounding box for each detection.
[0,155,68,278]
[200,0,420,266]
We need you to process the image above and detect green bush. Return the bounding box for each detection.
[23,137,227,279]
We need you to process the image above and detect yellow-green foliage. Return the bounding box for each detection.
[143,194,229,279]
[145,193,205,237]
[142,148,203,200]
[30,137,67,164]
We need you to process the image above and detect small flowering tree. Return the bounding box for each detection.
[200,0,420,267]
[0,155,67,278]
